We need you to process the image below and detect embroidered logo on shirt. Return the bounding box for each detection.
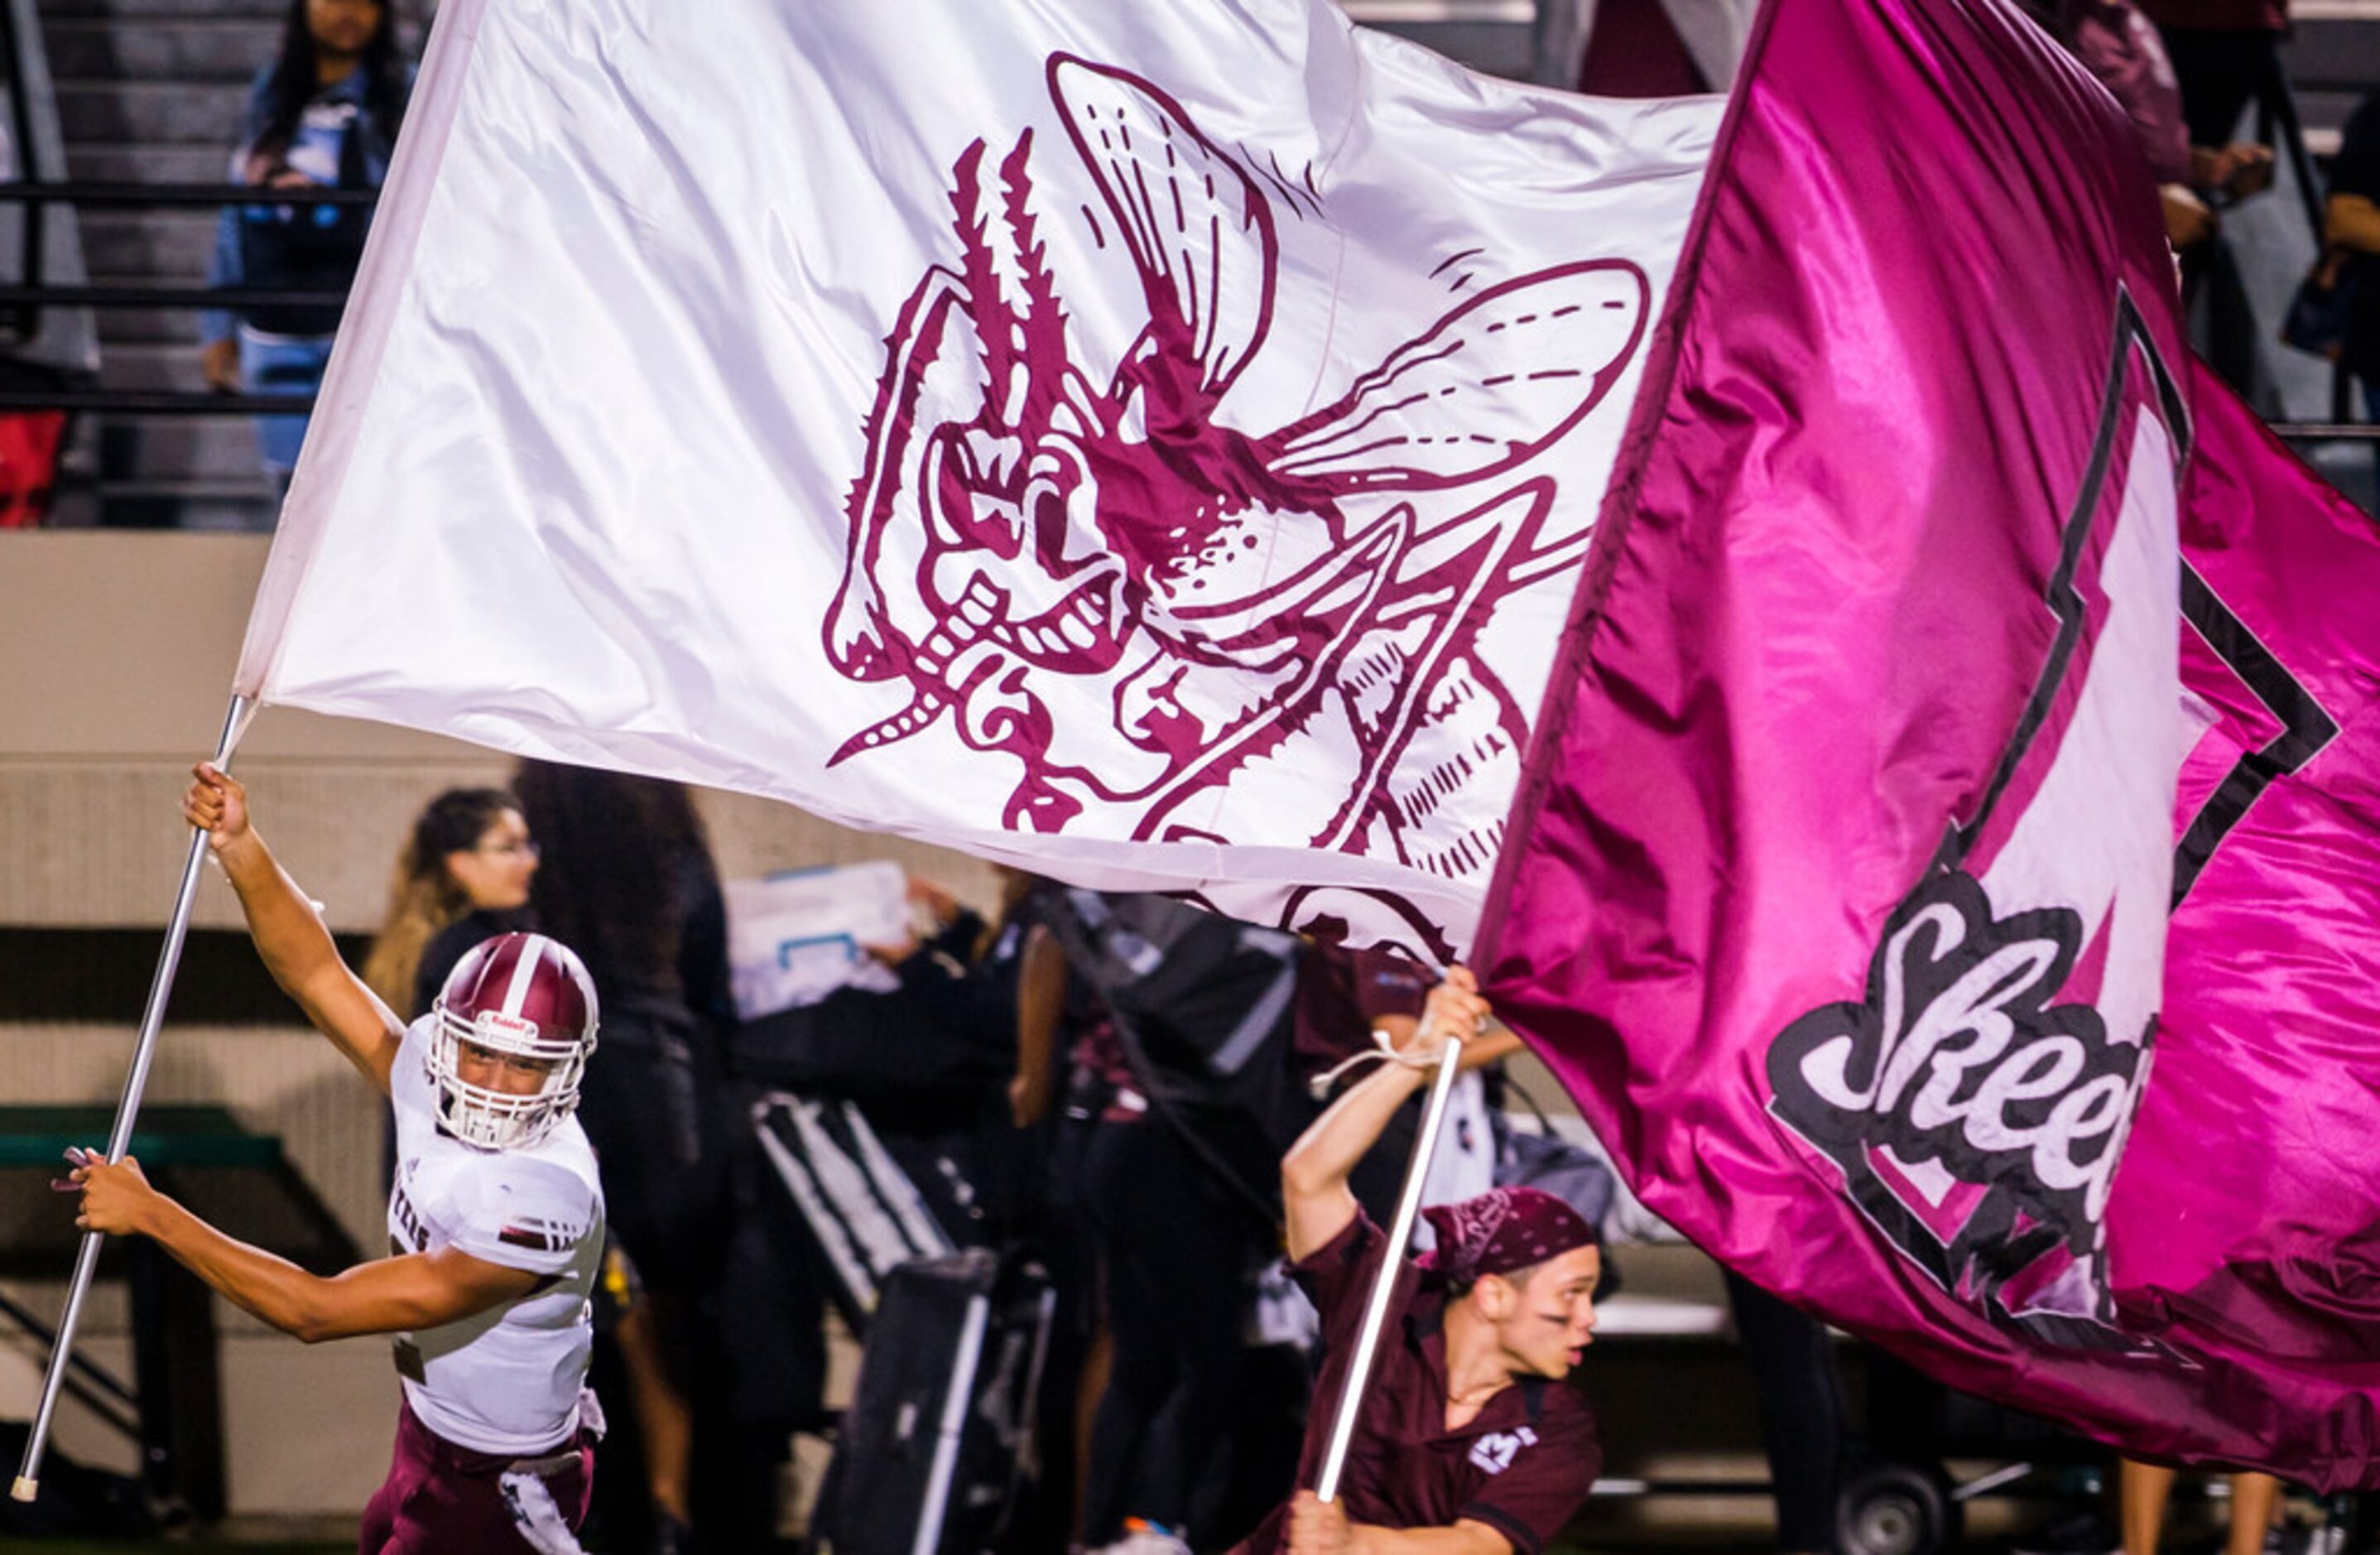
[1469,1425,1538,1475]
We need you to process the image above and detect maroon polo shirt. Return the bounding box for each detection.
[2135,0,2286,31]
[1291,941,1435,1076]
[1234,1213,1601,1553]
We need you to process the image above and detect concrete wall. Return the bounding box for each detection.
[1,532,1003,930]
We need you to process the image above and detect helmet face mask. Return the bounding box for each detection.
[426,933,599,1152]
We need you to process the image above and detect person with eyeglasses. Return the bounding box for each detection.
[360,787,543,1029]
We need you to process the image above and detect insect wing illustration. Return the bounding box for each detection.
[825,55,1650,890]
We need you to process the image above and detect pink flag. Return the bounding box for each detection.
[1478,0,2380,1488]
[2118,366,2380,1478]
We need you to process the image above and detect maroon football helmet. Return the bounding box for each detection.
[427,932,599,1150]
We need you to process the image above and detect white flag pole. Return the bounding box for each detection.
[12,694,252,1505]
[1314,1028,1466,1504]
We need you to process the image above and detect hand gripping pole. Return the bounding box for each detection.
[13,695,251,1504]
[1313,1028,1466,1503]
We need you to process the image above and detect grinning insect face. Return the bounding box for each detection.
[825,53,1650,875]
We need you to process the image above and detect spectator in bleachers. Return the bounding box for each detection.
[1059,950,1265,1553]
[1719,1269,1847,1555]
[2137,0,2290,150]
[2121,1462,2281,1555]
[868,867,1058,1247]
[514,762,737,1555]
[2019,0,2275,392]
[996,876,1123,1548]
[2320,91,2380,418]
[2016,0,2208,247]
[359,786,537,1023]
[200,0,411,498]
[1009,889,1350,1552]
[2133,0,2286,400]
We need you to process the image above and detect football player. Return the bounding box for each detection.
[65,763,607,1553]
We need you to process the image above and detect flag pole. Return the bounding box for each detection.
[1314,1028,1466,1504]
[13,694,252,1505]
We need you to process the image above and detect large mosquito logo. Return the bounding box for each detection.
[825,54,1648,882]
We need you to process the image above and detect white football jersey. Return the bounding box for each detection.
[385,1018,605,1456]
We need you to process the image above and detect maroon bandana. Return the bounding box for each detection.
[1418,1186,1595,1287]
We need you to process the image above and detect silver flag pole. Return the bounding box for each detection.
[13,694,252,1504]
[1314,1029,1466,1503]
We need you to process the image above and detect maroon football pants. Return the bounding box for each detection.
[358,1396,595,1554]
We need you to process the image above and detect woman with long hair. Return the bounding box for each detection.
[200,0,413,498]
[512,761,735,1555]
[359,786,536,1022]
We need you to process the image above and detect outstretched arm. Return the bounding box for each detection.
[183,763,404,1094]
[2329,193,2380,255]
[69,1151,540,1343]
[1280,968,1491,1263]
[1286,1490,1512,1555]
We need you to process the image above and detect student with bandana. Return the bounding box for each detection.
[1234,968,1604,1555]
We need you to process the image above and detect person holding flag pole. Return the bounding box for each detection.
[1235,968,1605,1555]
[43,762,612,1553]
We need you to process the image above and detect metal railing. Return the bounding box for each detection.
[2275,421,2380,441]
[0,181,377,210]
[0,0,46,324]
[0,181,373,416]
[0,7,2363,478]
[0,182,2366,434]
[0,0,94,378]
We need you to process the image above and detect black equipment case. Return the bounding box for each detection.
[811,1248,1056,1555]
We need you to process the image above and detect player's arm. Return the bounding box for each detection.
[1371,1010,1524,1070]
[1009,922,1068,1128]
[1286,1492,1511,1554]
[70,1152,538,1342]
[1349,1521,1509,1555]
[1280,969,1490,1262]
[2327,192,2380,254]
[184,763,403,1094]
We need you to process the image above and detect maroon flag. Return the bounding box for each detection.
[2114,366,2380,1479]
[1478,0,2380,1488]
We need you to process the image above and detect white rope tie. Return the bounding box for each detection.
[1307,1022,1440,1100]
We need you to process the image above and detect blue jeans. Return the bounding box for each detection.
[237,326,333,477]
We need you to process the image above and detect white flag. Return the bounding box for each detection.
[236,0,1716,956]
